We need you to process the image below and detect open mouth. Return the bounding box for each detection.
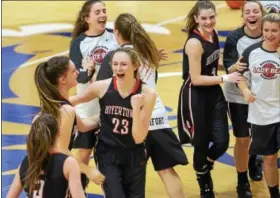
[248,19,257,25]
[98,19,106,25]
[116,74,125,79]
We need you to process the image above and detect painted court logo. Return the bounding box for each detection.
[253,60,280,80]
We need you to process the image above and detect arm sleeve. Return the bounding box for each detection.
[240,46,251,78]
[69,38,93,84]
[223,33,239,74]
[96,51,114,81]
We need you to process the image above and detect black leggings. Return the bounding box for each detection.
[178,84,229,172]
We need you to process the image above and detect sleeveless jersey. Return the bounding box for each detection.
[242,41,280,125]
[223,26,262,104]
[60,100,77,151]
[182,29,220,84]
[20,153,71,198]
[98,77,142,148]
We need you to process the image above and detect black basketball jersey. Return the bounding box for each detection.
[60,100,77,150]
[20,153,71,198]
[182,29,220,81]
[98,77,142,148]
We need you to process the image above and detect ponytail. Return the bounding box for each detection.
[24,114,58,196]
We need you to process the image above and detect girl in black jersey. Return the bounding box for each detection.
[69,0,118,168]
[238,13,280,198]
[177,1,244,197]
[18,56,104,190]
[223,1,265,197]
[70,47,157,198]
[98,13,188,198]
[7,114,86,198]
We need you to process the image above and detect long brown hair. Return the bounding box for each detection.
[25,114,59,196]
[72,0,103,39]
[185,1,216,36]
[241,0,266,17]
[114,13,160,69]
[110,47,144,77]
[34,56,70,123]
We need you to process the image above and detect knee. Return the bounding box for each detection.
[264,154,277,166]
[157,168,175,176]
[209,141,229,160]
[235,137,250,148]
[217,141,229,153]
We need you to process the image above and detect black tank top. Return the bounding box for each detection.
[20,153,71,198]
[182,29,220,82]
[98,77,142,148]
[60,99,77,150]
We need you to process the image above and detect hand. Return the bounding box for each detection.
[87,168,105,185]
[158,49,168,61]
[234,56,247,72]
[227,72,246,83]
[131,94,144,110]
[82,56,96,76]
[242,88,256,103]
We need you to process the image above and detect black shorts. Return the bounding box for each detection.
[228,102,251,138]
[250,122,280,156]
[177,82,229,146]
[145,128,188,171]
[72,128,99,149]
[94,140,146,198]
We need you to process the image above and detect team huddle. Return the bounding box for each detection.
[6,0,280,198]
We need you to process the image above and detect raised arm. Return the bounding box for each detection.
[223,34,247,74]
[69,37,94,84]
[131,85,156,144]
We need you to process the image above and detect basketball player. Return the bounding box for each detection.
[97,13,188,198]
[32,56,105,188]
[70,47,156,198]
[7,114,86,198]
[69,0,118,167]
[238,13,280,198]
[223,1,266,197]
[177,1,244,197]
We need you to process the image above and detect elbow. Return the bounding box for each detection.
[191,78,201,86]
[133,138,143,145]
[189,73,201,86]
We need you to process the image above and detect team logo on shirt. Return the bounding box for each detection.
[253,60,280,80]
[91,46,109,64]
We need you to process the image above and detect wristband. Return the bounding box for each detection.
[222,75,229,82]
